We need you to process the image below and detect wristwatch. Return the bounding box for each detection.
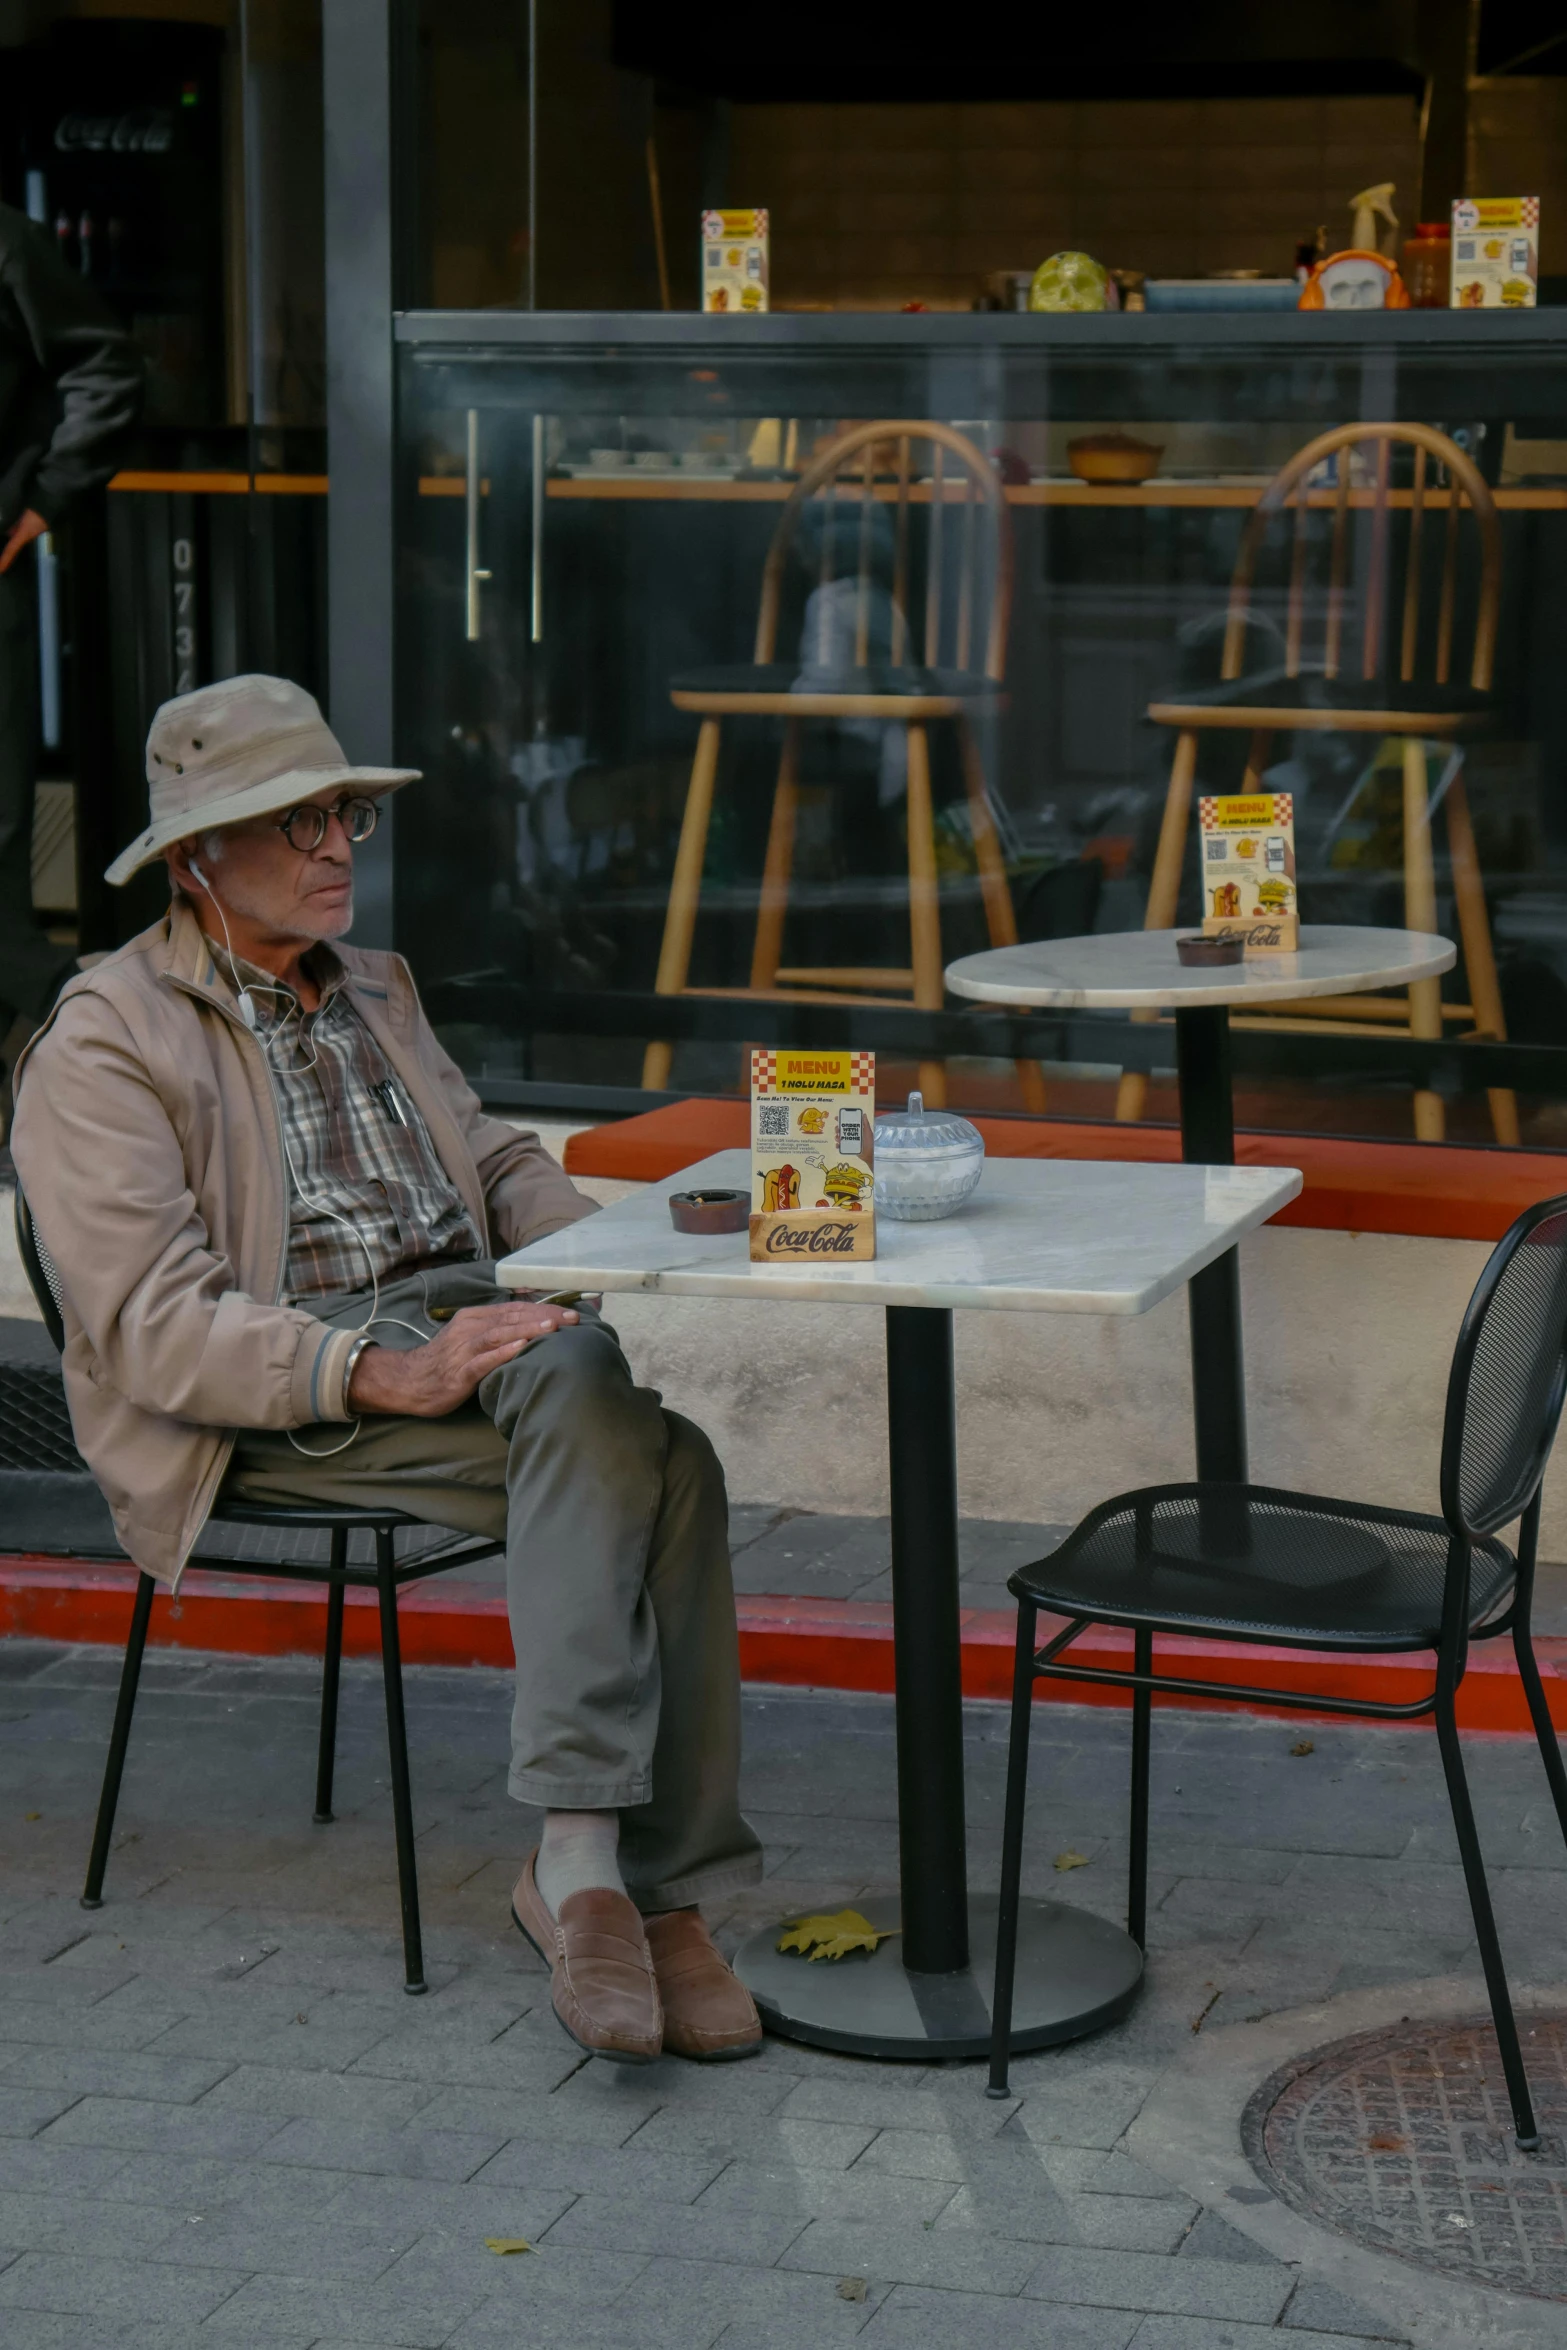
[341,1332,374,1415]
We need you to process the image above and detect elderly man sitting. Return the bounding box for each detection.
[11,675,762,2064]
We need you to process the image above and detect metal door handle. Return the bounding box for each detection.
[465,408,489,641]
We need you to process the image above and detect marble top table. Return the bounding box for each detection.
[943,924,1454,1014]
[945,927,1455,1491]
[498,1147,1301,2064]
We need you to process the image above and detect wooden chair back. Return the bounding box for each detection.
[1220,421,1501,695]
[754,421,1013,682]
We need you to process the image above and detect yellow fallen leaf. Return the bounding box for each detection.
[836,2275,869,2302]
[484,2237,533,2256]
[1053,1850,1089,1872]
[1290,1740,1315,1756]
[24,1812,40,1822]
[776,1909,901,1962]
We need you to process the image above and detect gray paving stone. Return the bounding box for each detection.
[1178,2209,1289,2264]
[1129,2325,1404,2350]
[471,2132,722,2201]
[198,2061,444,2124]
[0,2089,83,2140]
[2,1657,1558,2350]
[0,2141,129,2195]
[256,2115,510,2180]
[1022,2247,1294,2321]
[512,2254,890,2345]
[0,1961,138,2009]
[409,2078,673,2146]
[37,2095,289,2158]
[622,2110,879,2170]
[0,2186,189,2261]
[1282,2279,1410,2337]
[695,2159,956,2225]
[200,2270,487,2346]
[376,2231,650,2306]
[0,2317,315,2350]
[346,2032,581,2092]
[936,2184,1193,2253]
[96,2149,366,2218]
[781,2214,1039,2293]
[0,2046,233,2102]
[1086,2151,1195,2199]
[539,2190,808,2264]
[859,2285,1138,2347]
[312,2170,577,2239]
[0,2247,248,2322]
[775,2077,1018,2135]
[168,2208,419,2277]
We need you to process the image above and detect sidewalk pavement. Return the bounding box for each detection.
[3,1639,1566,2349]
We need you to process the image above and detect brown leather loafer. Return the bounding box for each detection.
[644,1907,762,2061]
[511,1851,662,2064]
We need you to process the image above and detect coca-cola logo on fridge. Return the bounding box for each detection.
[54,108,175,157]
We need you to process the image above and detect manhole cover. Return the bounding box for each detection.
[1243,2014,1567,2301]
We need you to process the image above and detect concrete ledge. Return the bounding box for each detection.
[3,1556,1562,1731]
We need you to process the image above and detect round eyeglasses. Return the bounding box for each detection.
[275,795,380,853]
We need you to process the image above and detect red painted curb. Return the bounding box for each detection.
[2,1556,1561,1733]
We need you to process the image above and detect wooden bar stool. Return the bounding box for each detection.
[641,421,1041,1110]
[1116,421,1515,1145]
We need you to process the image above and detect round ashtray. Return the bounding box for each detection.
[1177,934,1244,967]
[669,1188,750,1235]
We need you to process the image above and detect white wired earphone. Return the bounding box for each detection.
[187,858,433,1458]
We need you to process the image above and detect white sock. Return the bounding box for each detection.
[534,1810,625,1916]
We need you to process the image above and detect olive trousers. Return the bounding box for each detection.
[225,1260,762,1914]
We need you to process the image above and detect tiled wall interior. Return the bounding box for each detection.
[728,86,1565,310]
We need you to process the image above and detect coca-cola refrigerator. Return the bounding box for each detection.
[0,17,228,428]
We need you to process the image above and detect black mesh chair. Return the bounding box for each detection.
[988,1194,1567,2147]
[14,1185,503,1994]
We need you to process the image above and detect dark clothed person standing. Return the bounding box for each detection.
[0,199,143,1033]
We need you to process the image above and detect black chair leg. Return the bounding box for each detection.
[1513,1622,1567,1854]
[81,1572,156,1910]
[376,1532,426,1994]
[988,1599,1037,2099]
[1129,1627,1152,1950]
[314,1539,346,1824]
[1434,1677,1537,2147]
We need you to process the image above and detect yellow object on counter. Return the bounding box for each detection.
[1451,198,1539,308]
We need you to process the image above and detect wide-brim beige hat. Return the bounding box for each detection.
[106,673,419,887]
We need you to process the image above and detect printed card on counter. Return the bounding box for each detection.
[1451,198,1539,309]
[1199,792,1298,954]
[750,1048,875,1262]
[702,209,769,313]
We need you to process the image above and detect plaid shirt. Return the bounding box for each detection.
[227,948,482,1303]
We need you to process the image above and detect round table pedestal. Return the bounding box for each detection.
[733,1894,1143,2062]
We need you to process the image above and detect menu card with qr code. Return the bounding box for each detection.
[749,1049,876,1263]
[1199,792,1298,954]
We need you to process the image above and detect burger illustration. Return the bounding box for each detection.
[817,1163,871,1211]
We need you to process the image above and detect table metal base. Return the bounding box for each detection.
[733,1893,1144,2062]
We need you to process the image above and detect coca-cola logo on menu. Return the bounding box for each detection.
[54,108,175,156]
[763,1221,860,1256]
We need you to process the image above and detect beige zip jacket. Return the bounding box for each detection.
[10,897,596,1585]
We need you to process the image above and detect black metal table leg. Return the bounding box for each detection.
[1176,1004,1248,1485]
[734,1305,1142,2058]
[887,1305,969,1974]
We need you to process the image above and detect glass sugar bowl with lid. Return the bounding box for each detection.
[873,1091,985,1221]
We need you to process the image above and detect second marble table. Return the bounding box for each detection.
[497,1147,1301,2063]
[945,926,1455,1485]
